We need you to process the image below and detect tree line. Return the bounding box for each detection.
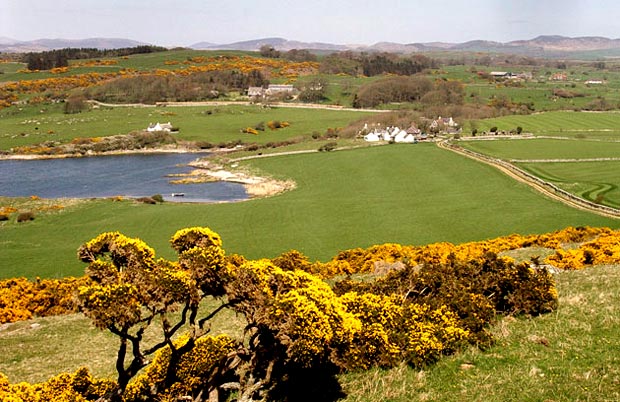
[23,45,168,70]
[84,69,268,104]
[320,51,437,76]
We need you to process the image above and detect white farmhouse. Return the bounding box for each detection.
[147,122,173,132]
[363,132,381,142]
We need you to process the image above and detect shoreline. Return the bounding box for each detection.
[0,146,295,201]
[0,146,223,161]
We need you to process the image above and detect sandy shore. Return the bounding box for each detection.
[185,160,296,199]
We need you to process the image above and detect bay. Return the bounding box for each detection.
[0,153,248,203]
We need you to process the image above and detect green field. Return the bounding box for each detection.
[518,161,620,208]
[1,144,617,279]
[457,136,620,208]
[469,110,620,139]
[0,104,373,150]
[459,138,620,160]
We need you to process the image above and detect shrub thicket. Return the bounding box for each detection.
[11,227,620,401]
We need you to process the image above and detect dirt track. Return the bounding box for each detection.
[89,100,387,113]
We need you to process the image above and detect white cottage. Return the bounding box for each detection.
[363,132,381,142]
[147,122,173,132]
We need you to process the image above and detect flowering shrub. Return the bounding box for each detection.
[317,226,617,278]
[1,226,616,401]
[124,334,237,402]
[0,276,89,324]
[0,368,116,401]
[242,127,259,135]
[336,292,468,369]
[334,252,558,346]
[545,229,620,269]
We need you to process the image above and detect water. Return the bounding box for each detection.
[0,153,248,203]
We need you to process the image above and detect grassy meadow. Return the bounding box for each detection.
[458,135,620,208]
[459,137,620,160]
[518,161,620,208]
[1,144,618,279]
[0,103,373,150]
[467,110,620,139]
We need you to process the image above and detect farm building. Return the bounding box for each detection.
[265,84,296,95]
[147,122,173,132]
[247,87,265,98]
[362,126,417,143]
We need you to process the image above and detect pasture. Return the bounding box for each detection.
[518,161,620,208]
[0,103,373,150]
[468,110,620,139]
[458,135,620,208]
[1,144,617,279]
[459,137,620,160]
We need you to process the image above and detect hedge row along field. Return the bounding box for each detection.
[0,226,561,402]
[1,225,617,327]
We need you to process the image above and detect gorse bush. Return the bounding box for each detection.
[0,277,90,323]
[14,227,620,401]
[333,252,558,346]
[0,367,116,401]
[16,211,35,222]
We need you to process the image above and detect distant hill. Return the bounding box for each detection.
[192,37,350,52]
[0,37,149,53]
[5,35,620,59]
[189,35,620,59]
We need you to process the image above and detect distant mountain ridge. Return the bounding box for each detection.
[192,35,620,57]
[4,35,620,58]
[0,37,149,53]
[191,37,350,52]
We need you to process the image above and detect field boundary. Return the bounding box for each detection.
[89,99,388,113]
[438,140,620,219]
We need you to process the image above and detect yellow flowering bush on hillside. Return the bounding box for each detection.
[336,292,468,369]
[123,334,237,402]
[318,226,618,277]
[0,368,116,402]
[0,276,90,324]
[2,226,614,401]
[227,260,360,367]
[75,228,232,398]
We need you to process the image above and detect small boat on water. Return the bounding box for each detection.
[171,193,185,197]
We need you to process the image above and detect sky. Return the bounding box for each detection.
[2,0,620,46]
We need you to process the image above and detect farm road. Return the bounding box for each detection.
[509,157,620,163]
[89,100,388,113]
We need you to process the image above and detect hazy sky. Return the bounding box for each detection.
[2,0,620,46]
